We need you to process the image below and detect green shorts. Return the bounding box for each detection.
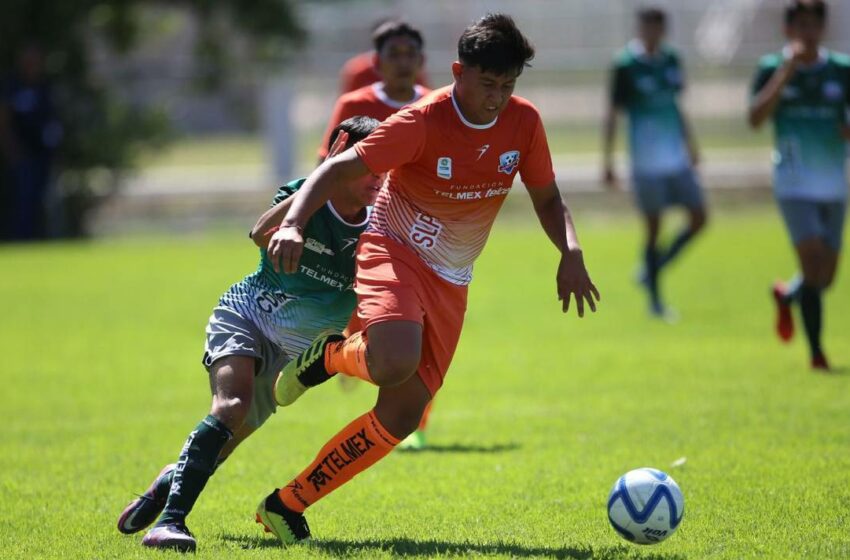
[202,305,289,429]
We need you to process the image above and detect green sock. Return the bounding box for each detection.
[157,415,232,526]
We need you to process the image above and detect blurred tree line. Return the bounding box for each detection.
[0,0,304,239]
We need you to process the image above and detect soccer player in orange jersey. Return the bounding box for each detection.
[255,14,600,545]
[322,21,434,449]
[319,22,430,162]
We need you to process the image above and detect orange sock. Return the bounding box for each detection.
[324,331,374,384]
[417,400,434,431]
[278,410,399,512]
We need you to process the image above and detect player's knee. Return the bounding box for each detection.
[211,395,252,431]
[374,403,425,439]
[369,348,421,387]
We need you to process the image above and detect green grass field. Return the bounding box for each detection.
[2,206,849,559]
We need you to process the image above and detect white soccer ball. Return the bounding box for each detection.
[607,467,684,545]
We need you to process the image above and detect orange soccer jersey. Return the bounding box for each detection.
[353,85,555,286]
[318,82,430,159]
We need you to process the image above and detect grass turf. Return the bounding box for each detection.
[2,206,849,559]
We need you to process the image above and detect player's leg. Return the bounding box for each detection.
[633,173,666,316]
[274,234,426,405]
[774,199,831,360]
[257,373,431,545]
[799,201,845,370]
[399,400,433,451]
[657,169,707,270]
[795,237,830,368]
[643,212,664,315]
[141,355,254,551]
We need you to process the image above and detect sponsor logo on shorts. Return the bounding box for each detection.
[305,429,376,491]
[498,150,520,175]
[436,156,452,179]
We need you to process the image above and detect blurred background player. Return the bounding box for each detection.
[255,14,599,546]
[116,117,381,552]
[321,20,434,449]
[751,0,849,371]
[319,21,429,160]
[338,18,429,95]
[602,7,707,319]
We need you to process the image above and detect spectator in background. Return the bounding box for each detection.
[338,17,429,94]
[0,44,62,241]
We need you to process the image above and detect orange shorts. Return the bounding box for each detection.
[348,232,468,396]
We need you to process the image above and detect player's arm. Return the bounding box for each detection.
[673,58,700,167]
[526,182,600,317]
[269,110,424,274]
[254,131,351,251]
[749,45,804,128]
[677,104,700,167]
[268,150,371,273]
[249,194,298,248]
[603,63,627,188]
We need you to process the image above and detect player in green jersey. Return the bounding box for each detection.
[115,116,382,552]
[751,0,849,371]
[603,7,707,319]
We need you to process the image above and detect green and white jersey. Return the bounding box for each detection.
[611,40,690,175]
[752,48,850,201]
[220,178,369,357]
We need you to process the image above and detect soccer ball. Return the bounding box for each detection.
[607,468,684,545]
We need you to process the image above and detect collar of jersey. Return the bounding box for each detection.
[450,86,498,130]
[628,39,665,62]
[782,45,829,70]
[326,200,370,227]
[372,82,424,109]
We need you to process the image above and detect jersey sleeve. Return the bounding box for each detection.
[270,179,305,207]
[353,108,426,174]
[750,58,778,100]
[610,61,631,108]
[519,111,555,189]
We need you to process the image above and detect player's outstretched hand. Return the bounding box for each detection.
[268,225,304,274]
[327,130,349,159]
[557,249,600,317]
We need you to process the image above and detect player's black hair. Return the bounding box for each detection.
[457,13,535,77]
[328,115,381,151]
[785,0,827,25]
[372,20,425,53]
[637,7,667,26]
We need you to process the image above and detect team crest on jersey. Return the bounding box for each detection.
[823,81,844,101]
[436,156,452,179]
[498,150,520,175]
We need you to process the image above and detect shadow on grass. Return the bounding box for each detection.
[397,442,521,454]
[222,535,686,559]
